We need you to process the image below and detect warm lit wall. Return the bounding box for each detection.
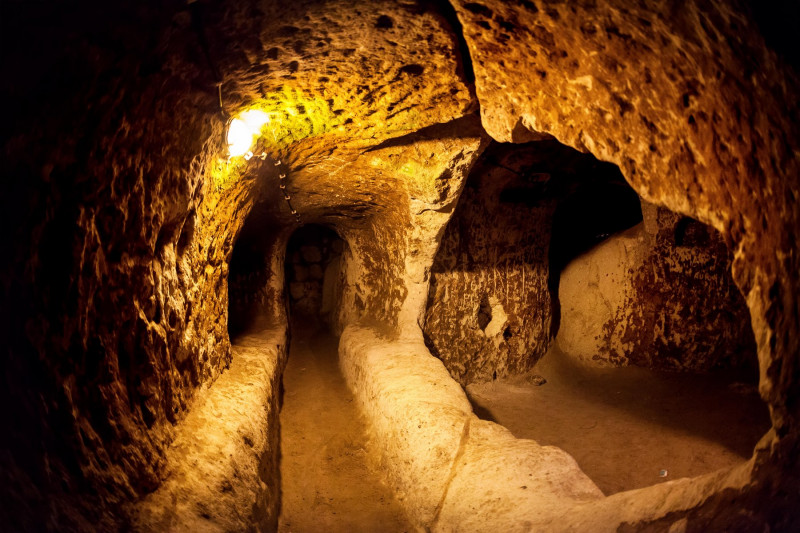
[558,202,757,371]
[450,0,800,527]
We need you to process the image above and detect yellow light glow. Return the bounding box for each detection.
[227,109,270,158]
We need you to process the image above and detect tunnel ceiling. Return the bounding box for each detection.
[208,0,479,228]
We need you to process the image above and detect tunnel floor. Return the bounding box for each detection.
[466,345,772,495]
[277,321,411,532]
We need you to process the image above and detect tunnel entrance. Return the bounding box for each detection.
[424,139,770,496]
[277,225,411,531]
[284,225,344,327]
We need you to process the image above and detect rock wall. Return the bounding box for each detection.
[0,3,267,529]
[558,202,757,372]
[424,140,639,385]
[0,0,797,531]
[451,0,800,528]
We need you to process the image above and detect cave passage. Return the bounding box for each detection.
[278,225,410,531]
[277,325,410,531]
[285,225,344,326]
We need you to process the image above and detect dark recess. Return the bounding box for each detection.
[228,204,277,338]
[418,0,477,87]
[547,178,642,337]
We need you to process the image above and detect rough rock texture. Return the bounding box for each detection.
[1,0,476,529]
[558,203,756,371]
[338,326,603,531]
[452,0,800,528]
[1,0,798,531]
[313,116,486,338]
[1,3,266,527]
[424,139,637,385]
[133,323,286,532]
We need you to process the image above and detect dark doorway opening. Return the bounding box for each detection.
[284,224,345,328]
[547,173,643,338]
[227,206,277,339]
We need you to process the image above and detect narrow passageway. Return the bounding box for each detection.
[277,322,411,532]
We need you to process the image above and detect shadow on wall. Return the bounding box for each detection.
[228,204,281,339]
[547,178,643,337]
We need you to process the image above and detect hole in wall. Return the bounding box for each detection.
[674,215,711,247]
[227,205,276,339]
[424,138,770,496]
[375,14,394,29]
[476,294,492,330]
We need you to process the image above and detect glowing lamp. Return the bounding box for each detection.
[227,109,270,158]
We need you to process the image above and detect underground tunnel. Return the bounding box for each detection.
[1,1,799,532]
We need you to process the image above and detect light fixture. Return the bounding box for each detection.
[226,109,270,158]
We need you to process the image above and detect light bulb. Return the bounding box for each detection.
[227,109,270,158]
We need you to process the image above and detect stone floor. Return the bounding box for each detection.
[277,320,411,532]
[467,345,772,495]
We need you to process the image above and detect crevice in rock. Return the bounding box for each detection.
[427,413,471,530]
[431,0,477,87]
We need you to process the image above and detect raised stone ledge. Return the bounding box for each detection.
[132,323,287,533]
[338,325,604,531]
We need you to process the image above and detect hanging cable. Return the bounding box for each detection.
[275,160,302,226]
